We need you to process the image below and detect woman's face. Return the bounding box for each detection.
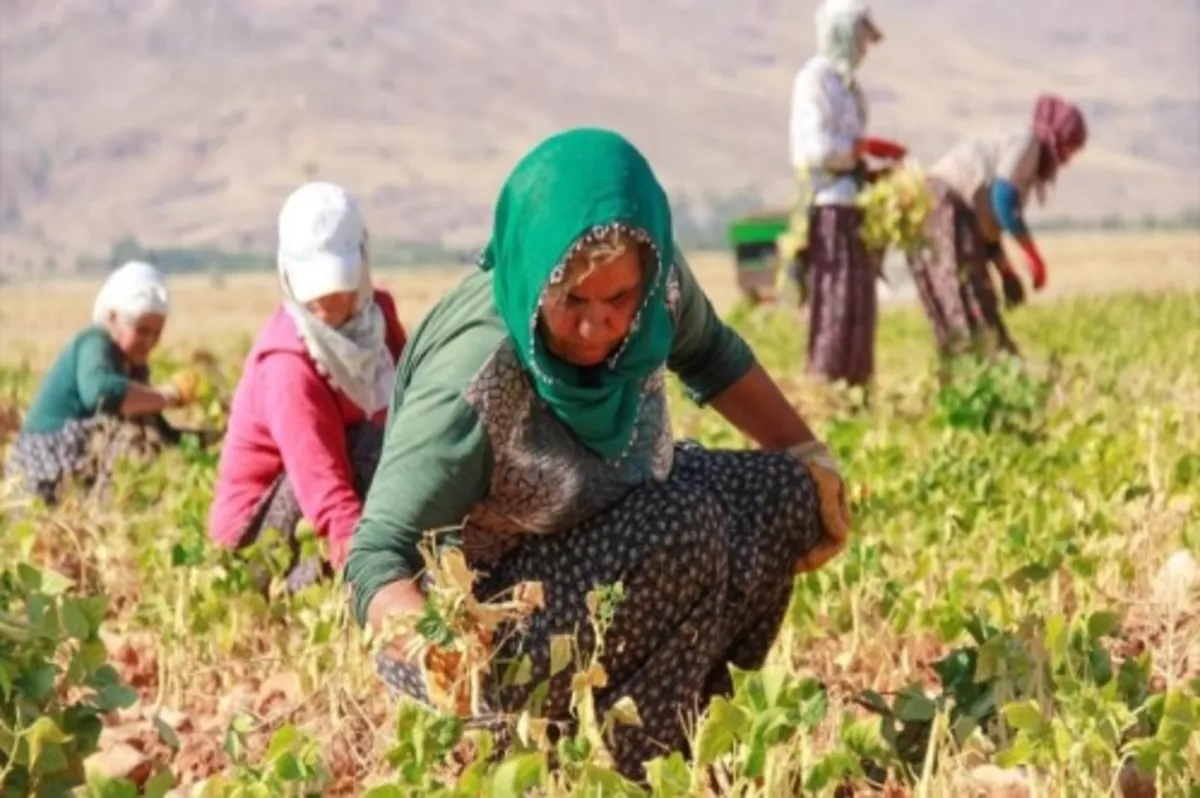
[539,248,644,367]
[305,290,358,328]
[109,312,165,366]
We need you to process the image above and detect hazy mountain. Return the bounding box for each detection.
[1,0,1197,274]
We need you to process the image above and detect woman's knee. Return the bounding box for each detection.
[640,478,728,563]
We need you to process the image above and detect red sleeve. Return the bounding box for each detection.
[258,352,362,569]
[373,289,408,361]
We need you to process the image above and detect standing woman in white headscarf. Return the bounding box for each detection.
[208,181,408,592]
[789,0,907,392]
[5,261,197,505]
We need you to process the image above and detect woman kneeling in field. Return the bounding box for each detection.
[346,128,851,778]
[911,94,1088,360]
[6,261,199,506]
[208,181,407,591]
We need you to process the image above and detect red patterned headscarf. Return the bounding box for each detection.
[1033,95,1087,185]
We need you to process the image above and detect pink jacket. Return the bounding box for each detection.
[208,290,407,568]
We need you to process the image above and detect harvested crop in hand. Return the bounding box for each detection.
[857,162,934,255]
[172,370,203,404]
[402,544,544,717]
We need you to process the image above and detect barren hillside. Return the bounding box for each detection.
[1,0,1198,275]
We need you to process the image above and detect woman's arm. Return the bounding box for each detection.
[346,382,491,642]
[76,333,178,417]
[118,382,177,416]
[260,353,369,569]
[709,364,817,450]
[669,257,850,569]
[990,137,1049,289]
[666,251,818,449]
[373,289,409,360]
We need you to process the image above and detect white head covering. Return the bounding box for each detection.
[815,0,882,76]
[91,260,171,325]
[276,181,397,415]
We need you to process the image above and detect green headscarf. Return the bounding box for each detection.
[479,128,675,461]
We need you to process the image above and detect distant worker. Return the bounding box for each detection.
[909,95,1088,362]
[208,181,407,592]
[6,261,200,506]
[787,0,908,392]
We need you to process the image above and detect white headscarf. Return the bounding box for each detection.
[91,260,171,325]
[815,0,879,76]
[276,182,396,416]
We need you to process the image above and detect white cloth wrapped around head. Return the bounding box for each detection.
[91,260,171,325]
[815,0,883,75]
[275,181,397,415]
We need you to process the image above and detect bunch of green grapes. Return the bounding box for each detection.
[857,162,935,255]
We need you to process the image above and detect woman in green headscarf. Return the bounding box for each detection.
[346,128,850,778]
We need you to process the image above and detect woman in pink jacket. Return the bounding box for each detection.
[208,181,407,590]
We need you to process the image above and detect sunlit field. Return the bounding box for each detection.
[1,231,1198,796]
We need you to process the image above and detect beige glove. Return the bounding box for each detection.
[787,440,852,572]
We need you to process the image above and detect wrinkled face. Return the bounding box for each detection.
[305,290,358,328]
[539,247,645,367]
[109,312,165,366]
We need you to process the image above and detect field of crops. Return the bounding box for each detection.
[2,233,1198,796]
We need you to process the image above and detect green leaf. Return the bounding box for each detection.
[272,751,303,781]
[509,654,533,687]
[579,763,645,796]
[18,662,57,702]
[894,689,937,723]
[95,779,139,798]
[144,768,176,798]
[266,725,301,761]
[361,787,405,798]
[606,696,642,728]
[17,563,42,591]
[1171,453,1200,488]
[549,634,573,677]
[39,569,74,597]
[154,716,180,751]
[856,689,892,716]
[692,696,748,767]
[1086,610,1120,641]
[96,682,139,712]
[25,716,71,770]
[1005,559,1060,592]
[1002,700,1043,732]
[644,751,690,796]
[61,601,90,641]
[757,666,788,709]
[489,752,546,797]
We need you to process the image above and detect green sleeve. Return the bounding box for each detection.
[75,331,132,414]
[344,381,493,627]
[666,250,756,403]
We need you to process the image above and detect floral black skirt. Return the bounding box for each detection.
[375,442,827,780]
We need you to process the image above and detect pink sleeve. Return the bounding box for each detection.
[258,352,362,569]
[373,289,408,360]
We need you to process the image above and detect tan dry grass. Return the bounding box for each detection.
[1,231,1197,368]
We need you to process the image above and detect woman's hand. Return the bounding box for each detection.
[787,440,852,572]
[157,384,187,409]
[367,579,429,663]
[998,268,1027,308]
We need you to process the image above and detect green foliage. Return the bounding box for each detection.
[0,564,136,797]
[2,290,1198,794]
